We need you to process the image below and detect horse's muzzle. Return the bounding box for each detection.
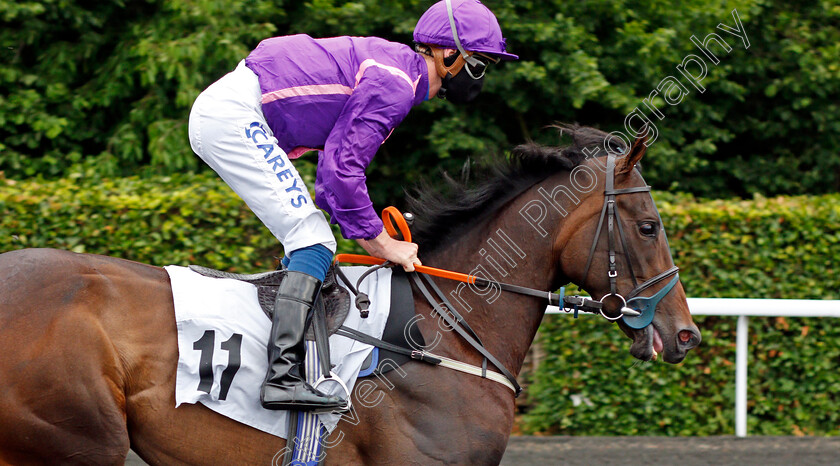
[622,321,701,363]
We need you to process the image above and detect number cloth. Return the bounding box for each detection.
[165,265,393,438]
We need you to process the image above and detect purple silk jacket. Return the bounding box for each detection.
[245,34,430,240]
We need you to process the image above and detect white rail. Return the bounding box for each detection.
[545,298,840,437]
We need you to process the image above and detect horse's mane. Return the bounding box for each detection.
[407,125,623,252]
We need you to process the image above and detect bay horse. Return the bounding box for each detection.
[0,126,700,464]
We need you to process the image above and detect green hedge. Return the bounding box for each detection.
[3,0,840,197]
[526,192,840,436]
[0,163,360,271]
[1,175,838,435]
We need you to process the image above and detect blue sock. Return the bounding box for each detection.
[285,244,333,282]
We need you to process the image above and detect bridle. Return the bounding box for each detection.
[340,160,682,330]
[334,159,682,395]
[581,153,680,329]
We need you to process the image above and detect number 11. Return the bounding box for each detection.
[192,330,243,400]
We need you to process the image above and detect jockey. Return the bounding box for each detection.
[188,0,517,412]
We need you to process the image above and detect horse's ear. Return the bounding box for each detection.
[619,131,648,174]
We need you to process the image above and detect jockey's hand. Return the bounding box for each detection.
[356,229,421,272]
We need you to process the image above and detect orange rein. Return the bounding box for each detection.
[334,207,478,285]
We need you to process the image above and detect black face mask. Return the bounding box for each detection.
[438,54,484,104]
[439,70,484,104]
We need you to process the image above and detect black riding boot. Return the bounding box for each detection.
[260,271,344,411]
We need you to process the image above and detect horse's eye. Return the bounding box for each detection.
[638,221,657,237]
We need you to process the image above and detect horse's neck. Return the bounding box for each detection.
[421,188,570,376]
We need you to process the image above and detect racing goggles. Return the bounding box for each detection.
[462,52,500,79]
[444,0,500,80]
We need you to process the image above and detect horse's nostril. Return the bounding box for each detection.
[677,328,701,349]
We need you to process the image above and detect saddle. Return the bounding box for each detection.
[187,264,423,377]
[188,264,350,341]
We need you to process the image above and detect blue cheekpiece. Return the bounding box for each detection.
[622,274,681,329]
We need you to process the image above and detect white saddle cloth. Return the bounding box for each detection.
[165,265,392,438]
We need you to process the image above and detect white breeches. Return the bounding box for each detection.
[188,61,336,254]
